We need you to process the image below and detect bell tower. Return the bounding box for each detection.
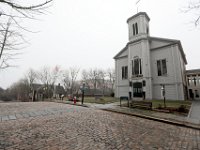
[127,12,150,42]
[127,12,152,100]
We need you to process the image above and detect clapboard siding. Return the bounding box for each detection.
[153,85,176,100]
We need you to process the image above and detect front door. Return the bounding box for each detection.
[133,82,143,97]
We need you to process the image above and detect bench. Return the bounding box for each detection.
[120,96,129,107]
[130,101,152,110]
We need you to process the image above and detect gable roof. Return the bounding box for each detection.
[113,46,128,59]
[150,36,179,43]
[150,36,187,64]
[114,36,187,64]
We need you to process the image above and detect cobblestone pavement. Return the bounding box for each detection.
[0,102,200,150]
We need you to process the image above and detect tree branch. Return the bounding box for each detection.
[0,0,53,10]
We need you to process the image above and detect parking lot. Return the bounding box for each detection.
[0,102,199,150]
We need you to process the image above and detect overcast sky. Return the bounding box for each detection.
[0,0,200,89]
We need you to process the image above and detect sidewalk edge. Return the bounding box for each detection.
[101,108,200,130]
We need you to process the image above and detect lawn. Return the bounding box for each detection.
[64,95,191,110]
[151,100,191,109]
[121,99,191,114]
[83,96,119,104]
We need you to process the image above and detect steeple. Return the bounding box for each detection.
[127,12,150,42]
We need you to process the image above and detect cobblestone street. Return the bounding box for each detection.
[0,102,200,150]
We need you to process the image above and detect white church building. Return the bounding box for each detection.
[114,12,187,100]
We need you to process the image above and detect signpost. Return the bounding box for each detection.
[81,83,85,105]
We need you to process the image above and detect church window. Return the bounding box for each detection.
[132,58,142,76]
[132,23,138,35]
[157,59,167,76]
[132,24,135,35]
[122,66,128,80]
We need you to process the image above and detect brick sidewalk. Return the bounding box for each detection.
[0,102,200,149]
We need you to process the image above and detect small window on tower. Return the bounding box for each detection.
[132,24,135,35]
[135,23,138,34]
[147,26,149,34]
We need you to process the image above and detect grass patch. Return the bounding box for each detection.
[83,97,119,104]
[151,100,191,109]
[126,99,191,115]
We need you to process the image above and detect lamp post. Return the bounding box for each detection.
[128,81,132,107]
[161,85,166,108]
[81,82,85,105]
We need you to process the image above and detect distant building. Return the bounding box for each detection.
[53,83,65,99]
[29,84,45,101]
[186,69,200,100]
[114,12,187,100]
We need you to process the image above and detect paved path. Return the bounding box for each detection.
[188,101,200,120]
[0,102,200,150]
[84,102,120,109]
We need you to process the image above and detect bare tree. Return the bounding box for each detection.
[98,69,106,96]
[37,66,52,98]
[81,69,90,87]
[37,66,62,98]
[25,68,38,100]
[107,68,115,93]
[88,68,101,95]
[62,67,80,95]
[26,68,38,90]
[62,70,70,93]
[0,0,53,69]
[80,68,115,96]
[69,67,80,94]
[52,65,61,85]
[0,0,53,19]
[8,78,30,101]
[183,0,200,26]
[137,0,200,26]
[0,18,24,69]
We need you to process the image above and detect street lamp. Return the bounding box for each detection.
[128,81,132,107]
[81,82,85,104]
[161,85,166,108]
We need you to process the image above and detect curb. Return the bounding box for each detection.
[65,102,89,108]
[101,108,200,130]
[187,101,194,118]
[51,100,89,108]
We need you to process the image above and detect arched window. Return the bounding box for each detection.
[132,24,135,35]
[132,57,142,76]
